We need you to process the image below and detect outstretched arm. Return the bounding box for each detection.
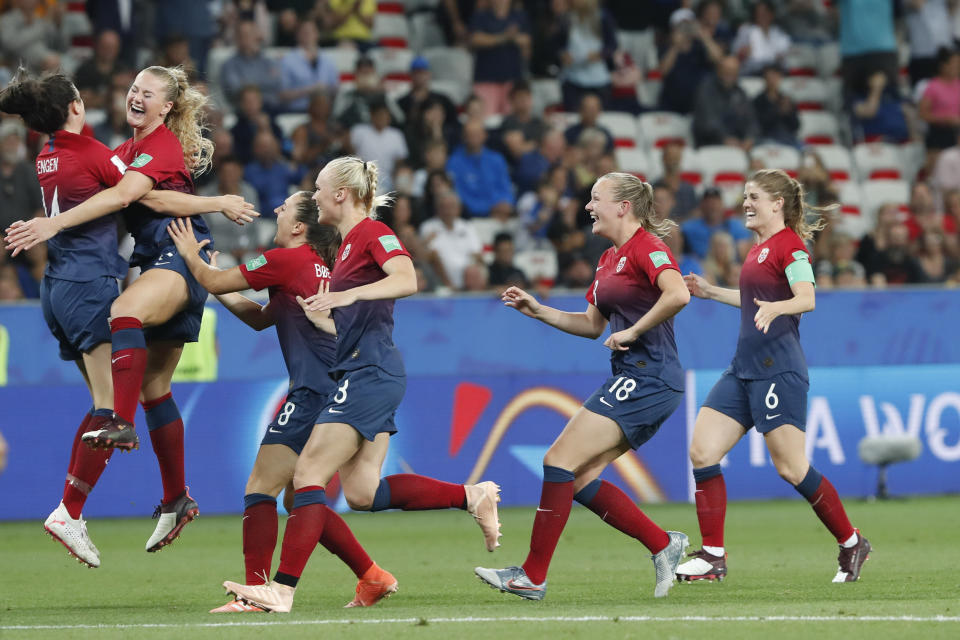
[140,191,260,225]
[501,286,608,339]
[167,218,251,295]
[684,272,741,307]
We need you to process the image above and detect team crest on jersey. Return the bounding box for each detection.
[340,243,352,261]
[758,248,770,263]
[616,256,627,272]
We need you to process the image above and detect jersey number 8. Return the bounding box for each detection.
[277,402,296,426]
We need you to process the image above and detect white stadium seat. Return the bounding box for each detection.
[812,144,855,183]
[373,13,410,48]
[697,145,749,208]
[637,111,692,149]
[276,113,309,139]
[853,142,909,181]
[799,111,840,145]
[614,148,661,183]
[598,111,640,148]
[750,144,801,176]
[514,249,558,286]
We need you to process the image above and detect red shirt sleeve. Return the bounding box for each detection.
[635,235,679,286]
[239,247,296,291]
[125,129,186,186]
[89,144,125,188]
[775,231,810,272]
[364,220,411,268]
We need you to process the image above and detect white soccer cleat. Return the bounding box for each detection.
[223,580,295,613]
[651,531,689,597]
[465,481,502,551]
[145,489,199,552]
[209,597,268,613]
[44,502,100,568]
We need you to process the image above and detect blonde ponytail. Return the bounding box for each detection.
[144,65,214,176]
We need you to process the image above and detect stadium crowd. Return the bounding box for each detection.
[3,0,960,299]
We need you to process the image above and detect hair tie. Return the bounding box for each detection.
[362,160,368,172]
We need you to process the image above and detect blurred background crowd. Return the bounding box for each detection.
[3,0,960,300]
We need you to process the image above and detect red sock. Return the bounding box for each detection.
[522,475,574,585]
[318,505,373,578]
[66,411,94,479]
[808,476,855,543]
[384,474,466,510]
[276,487,327,582]
[696,474,727,548]
[580,480,670,553]
[63,412,115,519]
[109,317,147,424]
[143,393,185,504]
[243,501,278,584]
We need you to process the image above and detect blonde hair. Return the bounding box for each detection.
[749,169,831,242]
[143,65,214,176]
[600,172,676,238]
[322,155,393,217]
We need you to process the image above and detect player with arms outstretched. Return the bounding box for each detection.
[475,172,690,601]
[677,169,871,584]
[222,157,501,613]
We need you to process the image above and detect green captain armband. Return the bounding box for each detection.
[785,251,815,286]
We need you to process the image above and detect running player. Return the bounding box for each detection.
[5,65,256,553]
[222,157,501,613]
[677,169,871,583]
[0,68,251,567]
[474,173,690,601]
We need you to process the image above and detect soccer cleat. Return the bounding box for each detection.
[344,563,399,608]
[223,580,295,613]
[81,414,139,451]
[145,488,199,552]
[651,531,689,597]
[832,529,871,583]
[43,502,100,568]
[209,598,268,613]
[465,481,502,551]
[676,548,727,582]
[475,565,546,601]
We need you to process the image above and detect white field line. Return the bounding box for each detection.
[2,615,959,630]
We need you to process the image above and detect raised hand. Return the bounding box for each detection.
[219,194,260,225]
[4,217,59,256]
[501,286,541,319]
[167,218,210,258]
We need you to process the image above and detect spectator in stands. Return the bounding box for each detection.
[697,0,733,51]
[0,264,25,300]
[731,0,791,76]
[850,70,911,144]
[198,155,261,259]
[658,7,724,115]
[335,55,393,129]
[796,148,839,208]
[681,186,752,259]
[872,222,927,285]
[701,230,741,287]
[446,118,515,219]
[570,127,610,196]
[816,233,867,289]
[420,189,485,290]
[564,92,614,152]
[158,35,199,82]
[405,96,460,170]
[244,130,305,215]
[838,0,898,99]
[915,229,957,282]
[469,0,532,116]
[421,168,456,223]
[153,0,216,73]
[462,263,490,292]
[530,0,568,77]
[220,19,282,110]
[277,19,339,113]
[350,100,409,194]
[754,63,800,147]
[412,139,449,200]
[398,56,459,134]
[906,181,957,241]
[439,0,478,47]
[943,189,960,239]
[657,143,699,219]
[693,55,757,149]
[0,0,68,72]
[500,81,547,148]
[547,194,589,278]
[919,47,960,151]
[231,85,283,165]
[219,0,273,47]
[653,182,676,222]
[856,202,902,282]
[0,120,43,297]
[318,0,376,51]
[74,29,127,110]
[553,0,617,111]
[92,86,131,150]
[663,224,703,276]
[290,92,347,169]
[85,0,138,66]
[511,127,567,199]
[906,0,953,87]
[488,231,529,290]
[781,0,835,45]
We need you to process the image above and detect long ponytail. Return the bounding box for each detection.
[143,65,214,176]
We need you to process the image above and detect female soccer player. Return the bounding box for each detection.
[0,68,252,567]
[223,156,502,613]
[474,172,691,601]
[676,169,871,583]
[167,193,396,610]
[5,65,257,553]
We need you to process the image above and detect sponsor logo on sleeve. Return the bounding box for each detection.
[648,251,670,268]
[245,254,267,271]
[130,153,153,168]
[378,234,403,253]
[792,250,810,262]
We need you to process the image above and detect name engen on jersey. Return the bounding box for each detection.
[36,157,59,174]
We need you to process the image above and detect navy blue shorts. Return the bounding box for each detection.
[583,374,683,449]
[40,275,118,361]
[261,387,329,455]
[314,366,405,441]
[703,370,809,433]
[141,246,209,344]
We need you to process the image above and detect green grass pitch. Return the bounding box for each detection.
[1,496,958,639]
